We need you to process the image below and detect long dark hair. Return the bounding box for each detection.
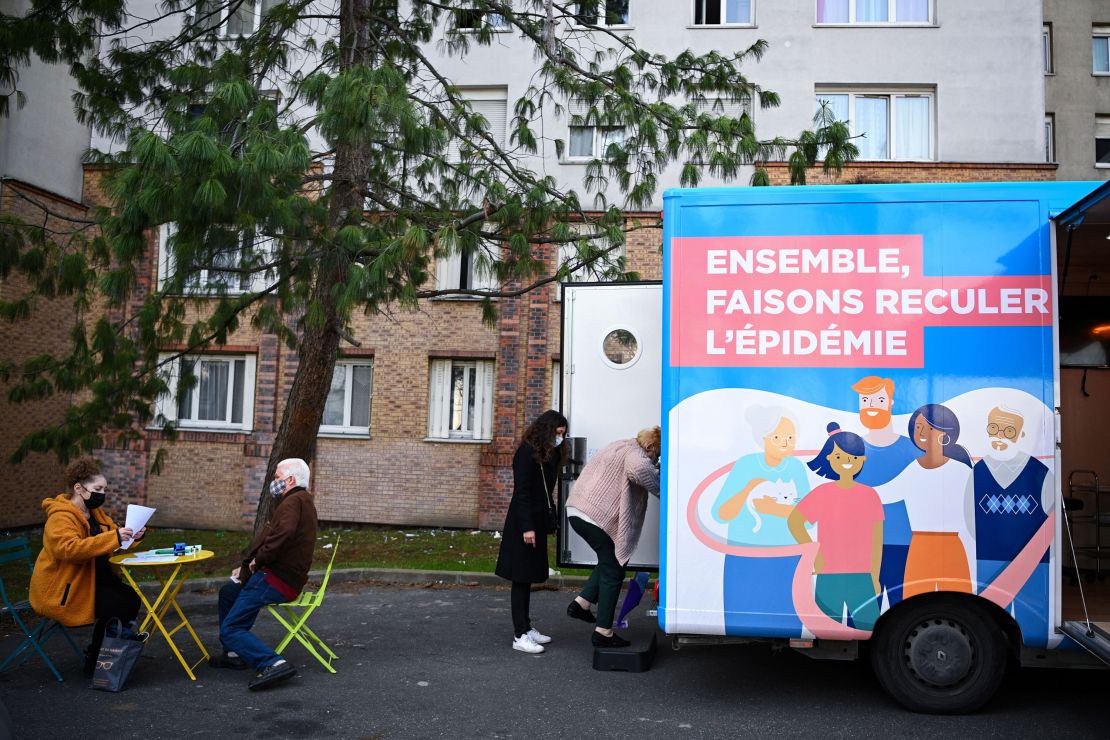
[522,409,569,465]
[908,403,972,468]
[807,422,866,480]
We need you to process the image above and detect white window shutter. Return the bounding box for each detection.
[154,355,180,423]
[428,359,451,438]
[448,89,507,161]
[473,360,495,440]
[158,224,177,290]
[240,354,257,432]
[1097,117,1110,141]
[250,234,277,293]
[435,253,461,291]
[471,233,501,292]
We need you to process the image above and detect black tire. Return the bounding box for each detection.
[870,596,1009,714]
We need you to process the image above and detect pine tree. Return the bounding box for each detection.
[0,0,856,531]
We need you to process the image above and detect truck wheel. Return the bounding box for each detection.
[870,596,1009,714]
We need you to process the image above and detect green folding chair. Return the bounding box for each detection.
[0,537,83,682]
[266,536,340,673]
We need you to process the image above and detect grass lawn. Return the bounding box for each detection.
[1,525,590,602]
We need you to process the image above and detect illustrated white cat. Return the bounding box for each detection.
[747,478,799,533]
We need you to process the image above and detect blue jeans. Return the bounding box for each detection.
[218,572,286,670]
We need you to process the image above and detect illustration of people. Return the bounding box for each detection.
[788,423,885,631]
[851,376,918,606]
[964,405,1053,642]
[879,404,975,598]
[712,406,811,636]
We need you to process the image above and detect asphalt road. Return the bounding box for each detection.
[1,582,1106,739]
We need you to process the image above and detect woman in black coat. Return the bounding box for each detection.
[494,409,568,654]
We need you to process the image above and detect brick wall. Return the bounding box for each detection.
[0,180,86,528]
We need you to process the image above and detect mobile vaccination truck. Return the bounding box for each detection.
[558,181,1110,714]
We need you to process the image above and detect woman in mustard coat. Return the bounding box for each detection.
[29,457,146,674]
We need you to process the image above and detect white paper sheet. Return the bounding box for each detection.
[119,504,156,549]
[119,554,177,564]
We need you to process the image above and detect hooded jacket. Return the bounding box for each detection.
[29,494,123,626]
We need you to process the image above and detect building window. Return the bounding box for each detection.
[320,361,373,436]
[447,88,508,162]
[158,224,275,295]
[566,100,626,160]
[434,229,500,296]
[815,0,931,25]
[457,8,510,30]
[551,360,562,412]
[1096,116,1110,166]
[693,0,753,26]
[555,223,625,296]
[427,359,495,441]
[194,0,281,35]
[816,90,933,161]
[1044,24,1053,74]
[155,353,257,431]
[574,1,630,26]
[1045,114,1055,163]
[1095,27,1110,74]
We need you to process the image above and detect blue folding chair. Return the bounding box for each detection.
[0,537,82,682]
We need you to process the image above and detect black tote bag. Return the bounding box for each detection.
[90,618,146,692]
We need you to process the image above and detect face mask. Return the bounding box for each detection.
[85,489,106,509]
[554,435,564,447]
[269,479,287,498]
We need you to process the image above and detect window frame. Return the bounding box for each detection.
[814,0,934,26]
[815,89,935,162]
[1044,24,1054,75]
[1095,115,1110,168]
[691,0,755,27]
[564,100,627,162]
[554,222,625,299]
[426,358,495,442]
[1045,114,1055,164]
[457,8,511,32]
[1094,27,1110,76]
[572,1,632,28]
[154,352,257,432]
[318,360,374,437]
[433,222,501,298]
[195,0,280,37]
[158,224,276,296]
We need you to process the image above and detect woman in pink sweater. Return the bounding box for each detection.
[565,427,661,647]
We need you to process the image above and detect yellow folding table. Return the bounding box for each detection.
[109,549,214,680]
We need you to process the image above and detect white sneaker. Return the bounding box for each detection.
[512,633,545,654]
[526,628,551,645]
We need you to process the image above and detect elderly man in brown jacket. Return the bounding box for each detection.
[212,457,318,690]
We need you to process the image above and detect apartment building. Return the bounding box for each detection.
[2,1,1057,531]
[1043,0,1110,181]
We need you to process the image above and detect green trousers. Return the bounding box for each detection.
[569,516,625,630]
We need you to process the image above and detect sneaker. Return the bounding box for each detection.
[591,631,631,648]
[567,600,596,624]
[210,652,249,670]
[248,660,297,690]
[526,628,552,645]
[512,633,545,654]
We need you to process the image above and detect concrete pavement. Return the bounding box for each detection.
[1,581,1106,739]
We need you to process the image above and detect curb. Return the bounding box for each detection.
[157,568,590,595]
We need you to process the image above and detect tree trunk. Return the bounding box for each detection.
[253,0,373,533]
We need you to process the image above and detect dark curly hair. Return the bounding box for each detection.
[521,410,569,465]
[64,456,102,490]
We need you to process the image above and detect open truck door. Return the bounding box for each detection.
[558,282,662,570]
[1052,180,1110,666]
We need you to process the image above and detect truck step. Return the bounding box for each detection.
[592,631,658,672]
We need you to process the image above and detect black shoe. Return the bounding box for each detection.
[210,652,249,670]
[248,661,297,691]
[567,601,596,623]
[591,631,631,648]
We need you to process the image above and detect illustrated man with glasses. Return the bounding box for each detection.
[212,458,318,690]
[965,405,1054,643]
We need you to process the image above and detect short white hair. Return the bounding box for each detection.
[277,458,311,488]
[745,405,796,445]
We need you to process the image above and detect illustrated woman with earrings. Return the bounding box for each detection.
[29,457,146,675]
[788,423,885,631]
[879,404,975,598]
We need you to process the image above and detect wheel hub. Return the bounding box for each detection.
[904,619,974,687]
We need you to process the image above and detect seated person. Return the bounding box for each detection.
[213,457,318,691]
[29,457,146,675]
